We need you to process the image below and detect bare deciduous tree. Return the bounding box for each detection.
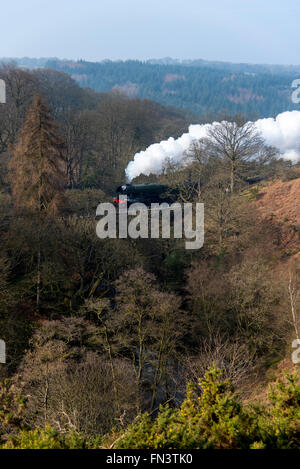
[205,120,264,193]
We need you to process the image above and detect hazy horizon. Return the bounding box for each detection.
[1,56,300,68]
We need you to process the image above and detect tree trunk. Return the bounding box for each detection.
[230,160,235,193]
[36,234,41,313]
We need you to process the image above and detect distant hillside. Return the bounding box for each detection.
[45,59,300,118]
[147,57,300,75]
[0,57,53,69]
[1,57,300,117]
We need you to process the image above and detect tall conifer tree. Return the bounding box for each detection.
[9,95,66,311]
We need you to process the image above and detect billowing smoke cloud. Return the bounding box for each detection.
[255,111,300,163]
[125,111,300,181]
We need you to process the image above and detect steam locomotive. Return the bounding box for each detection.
[113,177,263,208]
[113,184,176,207]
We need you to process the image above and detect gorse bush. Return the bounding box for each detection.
[115,365,300,449]
[255,373,300,449]
[2,426,101,449]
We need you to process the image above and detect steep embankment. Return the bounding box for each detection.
[255,176,300,261]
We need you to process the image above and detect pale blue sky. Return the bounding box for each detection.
[0,0,299,64]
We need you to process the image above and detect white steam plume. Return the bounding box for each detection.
[125,111,300,182]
